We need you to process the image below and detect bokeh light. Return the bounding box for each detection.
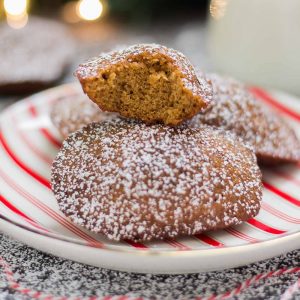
[6,13,28,29]
[77,0,103,21]
[4,0,29,29]
[4,0,27,16]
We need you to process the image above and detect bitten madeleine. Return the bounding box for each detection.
[50,93,118,139]
[75,44,212,125]
[51,119,262,242]
[190,73,300,165]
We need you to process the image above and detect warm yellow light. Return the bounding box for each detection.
[77,0,103,21]
[4,0,28,16]
[4,0,28,29]
[6,13,28,29]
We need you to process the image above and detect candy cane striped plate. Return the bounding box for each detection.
[0,82,299,274]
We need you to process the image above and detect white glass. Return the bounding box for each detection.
[208,0,300,96]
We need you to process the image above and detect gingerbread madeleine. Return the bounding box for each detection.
[50,93,118,139]
[0,17,74,94]
[190,73,300,165]
[51,119,262,242]
[75,44,212,125]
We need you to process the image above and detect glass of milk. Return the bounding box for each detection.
[208,0,300,96]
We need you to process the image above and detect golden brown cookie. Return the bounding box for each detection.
[75,44,212,125]
[190,73,300,165]
[51,119,262,242]
[50,93,118,139]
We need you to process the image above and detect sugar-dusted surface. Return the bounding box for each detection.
[0,234,299,300]
[0,17,74,90]
[190,73,300,164]
[51,119,262,242]
[76,44,212,106]
[50,93,119,139]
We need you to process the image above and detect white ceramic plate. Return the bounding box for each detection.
[0,83,299,274]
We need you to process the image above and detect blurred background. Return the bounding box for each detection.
[0,0,300,100]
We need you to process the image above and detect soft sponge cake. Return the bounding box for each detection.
[76,44,212,125]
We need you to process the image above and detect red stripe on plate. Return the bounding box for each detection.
[0,167,103,248]
[40,127,61,149]
[28,103,61,149]
[247,218,286,235]
[11,115,53,166]
[194,234,224,247]
[262,203,300,224]
[249,87,300,122]
[0,131,51,189]
[0,194,33,221]
[263,181,300,207]
[0,129,102,244]
[0,194,48,232]
[225,228,259,243]
[164,238,191,250]
[123,240,148,249]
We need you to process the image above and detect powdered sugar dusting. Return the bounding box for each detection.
[191,73,300,164]
[51,119,261,242]
[50,93,119,139]
[1,235,299,299]
[76,43,213,106]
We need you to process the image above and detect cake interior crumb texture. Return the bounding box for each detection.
[78,46,208,125]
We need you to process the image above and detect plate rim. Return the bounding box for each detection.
[1,213,299,256]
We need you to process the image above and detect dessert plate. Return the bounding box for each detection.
[0,83,299,274]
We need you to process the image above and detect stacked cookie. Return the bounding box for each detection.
[50,44,300,242]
